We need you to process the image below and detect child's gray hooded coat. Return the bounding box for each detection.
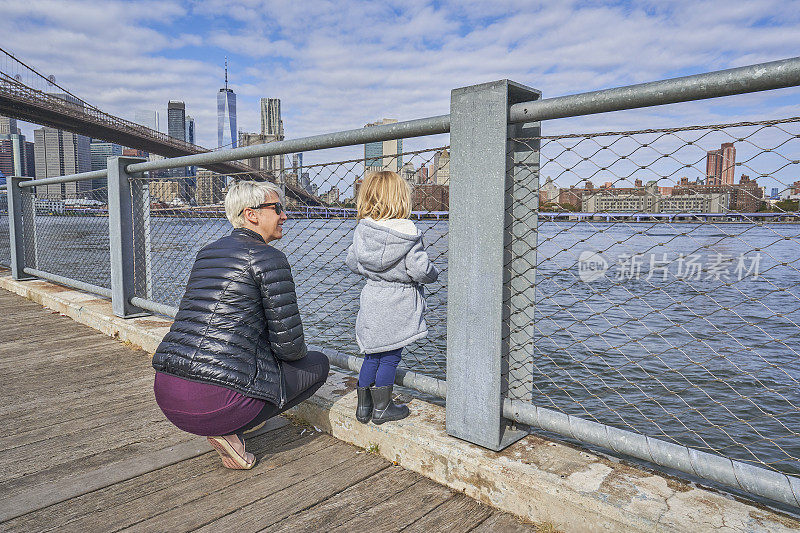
[346,219,439,353]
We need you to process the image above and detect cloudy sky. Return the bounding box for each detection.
[3,0,800,187]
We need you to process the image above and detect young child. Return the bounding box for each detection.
[345,170,439,424]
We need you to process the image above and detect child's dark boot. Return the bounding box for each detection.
[356,386,373,423]
[370,384,409,424]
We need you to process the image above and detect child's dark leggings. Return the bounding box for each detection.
[358,347,403,388]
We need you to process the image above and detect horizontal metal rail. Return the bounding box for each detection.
[22,267,111,298]
[503,400,800,508]
[126,295,450,400]
[18,169,108,188]
[125,115,451,174]
[313,345,449,400]
[509,56,800,123]
[129,296,178,319]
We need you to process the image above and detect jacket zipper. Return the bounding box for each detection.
[276,360,287,408]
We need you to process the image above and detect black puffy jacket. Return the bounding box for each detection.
[152,227,306,405]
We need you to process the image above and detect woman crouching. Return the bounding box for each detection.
[152,180,329,469]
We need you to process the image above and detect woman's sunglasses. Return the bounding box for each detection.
[239,202,283,216]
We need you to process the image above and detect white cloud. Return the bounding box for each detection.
[2,0,798,182]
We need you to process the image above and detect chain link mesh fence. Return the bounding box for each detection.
[0,190,9,268]
[131,146,450,379]
[507,117,800,477]
[24,183,111,289]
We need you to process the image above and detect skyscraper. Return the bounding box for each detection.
[432,148,450,185]
[259,98,284,176]
[706,142,736,186]
[218,59,237,149]
[363,118,402,178]
[90,141,122,200]
[186,115,196,176]
[0,114,32,178]
[0,115,20,135]
[167,101,187,179]
[34,127,91,199]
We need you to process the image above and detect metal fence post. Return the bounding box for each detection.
[7,176,35,280]
[446,80,541,451]
[107,156,147,317]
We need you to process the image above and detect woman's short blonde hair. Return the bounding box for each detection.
[356,170,411,220]
[224,180,283,228]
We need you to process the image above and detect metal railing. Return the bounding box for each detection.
[1,56,799,510]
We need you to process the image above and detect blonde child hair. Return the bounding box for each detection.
[356,171,411,221]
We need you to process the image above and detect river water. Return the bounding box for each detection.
[5,215,798,476]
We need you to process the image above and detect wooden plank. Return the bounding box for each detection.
[469,513,538,532]
[1,422,308,533]
[0,414,185,482]
[265,465,421,532]
[0,372,151,421]
[401,493,494,533]
[3,379,153,434]
[0,417,290,524]
[325,477,454,532]
[0,394,154,452]
[130,441,386,533]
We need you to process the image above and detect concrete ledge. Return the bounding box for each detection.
[2,273,798,532]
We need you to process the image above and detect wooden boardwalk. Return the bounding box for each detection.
[0,289,536,532]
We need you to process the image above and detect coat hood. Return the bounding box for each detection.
[350,219,420,273]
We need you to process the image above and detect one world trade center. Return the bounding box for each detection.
[217,58,237,149]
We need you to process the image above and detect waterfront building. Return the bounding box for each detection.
[33,127,91,199]
[412,183,449,212]
[582,179,661,213]
[0,115,20,135]
[416,165,429,184]
[558,185,587,210]
[90,141,122,199]
[167,101,187,179]
[0,132,34,177]
[539,176,559,205]
[300,172,311,193]
[320,186,340,205]
[195,171,226,205]
[431,148,450,185]
[90,142,123,172]
[238,131,269,172]
[259,98,284,176]
[672,175,763,212]
[133,109,160,132]
[706,143,736,186]
[149,180,182,204]
[217,60,237,149]
[186,115,196,176]
[363,119,402,178]
[400,162,417,185]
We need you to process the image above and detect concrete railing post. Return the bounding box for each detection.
[446,80,542,451]
[7,176,35,281]
[107,156,147,318]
